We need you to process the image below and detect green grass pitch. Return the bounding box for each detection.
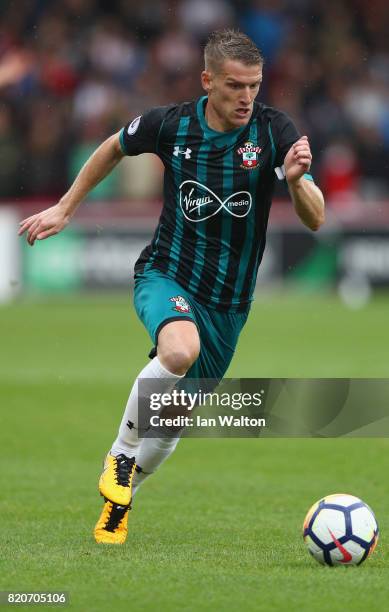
[1,292,389,611]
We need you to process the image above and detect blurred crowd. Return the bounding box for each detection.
[0,0,388,205]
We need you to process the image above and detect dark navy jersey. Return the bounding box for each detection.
[120,96,313,312]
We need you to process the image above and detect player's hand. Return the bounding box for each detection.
[18,203,71,246]
[284,136,312,184]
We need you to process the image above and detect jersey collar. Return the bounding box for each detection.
[196,96,249,148]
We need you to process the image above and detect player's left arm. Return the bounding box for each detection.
[284,136,325,231]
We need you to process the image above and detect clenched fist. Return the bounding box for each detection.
[284,136,312,184]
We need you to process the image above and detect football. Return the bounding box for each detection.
[303,494,379,566]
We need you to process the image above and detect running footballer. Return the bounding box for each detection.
[19,30,325,544]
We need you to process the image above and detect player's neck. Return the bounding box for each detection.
[205,99,237,133]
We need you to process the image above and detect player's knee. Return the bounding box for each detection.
[159,343,199,375]
[158,321,200,375]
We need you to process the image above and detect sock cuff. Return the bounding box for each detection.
[148,356,185,380]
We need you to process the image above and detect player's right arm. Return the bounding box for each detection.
[18,132,124,246]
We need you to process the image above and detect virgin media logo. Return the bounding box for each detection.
[179,180,252,222]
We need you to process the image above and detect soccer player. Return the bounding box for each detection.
[19,30,325,544]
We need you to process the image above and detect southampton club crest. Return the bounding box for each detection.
[170,295,190,313]
[237,141,261,170]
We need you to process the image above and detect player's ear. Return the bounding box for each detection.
[201,70,212,94]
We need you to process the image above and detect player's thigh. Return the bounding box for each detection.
[184,306,250,379]
[134,270,200,356]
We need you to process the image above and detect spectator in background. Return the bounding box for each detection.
[239,0,288,66]
[179,0,234,41]
[0,104,22,197]
[320,142,360,206]
[21,99,70,198]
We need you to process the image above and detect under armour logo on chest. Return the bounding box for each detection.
[173,146,192,159]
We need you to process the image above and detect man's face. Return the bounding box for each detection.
[202,59,262,130]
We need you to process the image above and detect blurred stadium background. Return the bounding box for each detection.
[1,0,389,303]
[2,3,389,610]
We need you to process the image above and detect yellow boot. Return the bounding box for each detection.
[94,499,130,544]
[98,453,136,506]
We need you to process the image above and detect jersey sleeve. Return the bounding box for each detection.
[119,106,168,156]
[271,111,313,181]
[273,112,300,168]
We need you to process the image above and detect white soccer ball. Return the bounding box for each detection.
[303,493,379,566]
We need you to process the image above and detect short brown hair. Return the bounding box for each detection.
[204,29,264,73]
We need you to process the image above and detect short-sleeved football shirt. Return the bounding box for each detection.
[120,96,312,312]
